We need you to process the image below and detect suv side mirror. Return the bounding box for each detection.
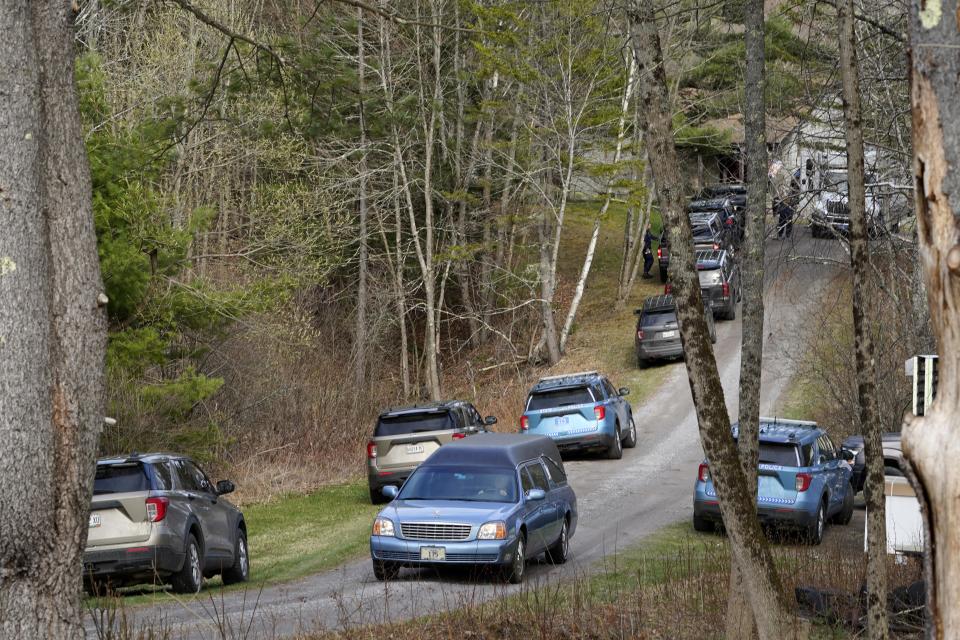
[484,416,498,426]
[525,489,546,501]
[382,485,399,499]
[817,454,827,466]
[216,480,235,496]
[840,448,855,462]
[618,387,630,397]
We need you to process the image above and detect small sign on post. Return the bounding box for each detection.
[905,355,938,416]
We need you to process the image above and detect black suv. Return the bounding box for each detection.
[635,295,715,367]
[690,211,737,255]
[366,401,497,503]
[692,183,747,236]
[696,250,740,320]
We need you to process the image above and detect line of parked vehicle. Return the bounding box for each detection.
[79,185,868,595]
[637,184,745,367]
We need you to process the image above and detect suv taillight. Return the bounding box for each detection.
[657,247,663,259]
[795,473,812,492]
[713,243,721,250]
[722,282,730,298]
[366,441,377,459]
[594,405,606,421]
[145,497,169,522]
[698,463,710,483]
[664,283,672,294]
[637,329,644,340]
[452,432,466,440]
[520,416,529,431]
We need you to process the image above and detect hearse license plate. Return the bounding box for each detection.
[420,546,446,561]
[406,444,424,454]
[89,513,101,528]
[661,330,676,338]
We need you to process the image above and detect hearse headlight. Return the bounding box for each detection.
[372,517,395,537]
[478,521,507,540]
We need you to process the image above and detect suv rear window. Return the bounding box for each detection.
[698,269,723,285]
[641,310,676,327]
[527,386,595,411]
[692,225,714,241]
[94,463,150,495]
[375,411,454,437]
[758,443,801,467]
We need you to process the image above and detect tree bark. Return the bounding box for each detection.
[627,1,799,637]
[839,3,888,637]
[904,2,960,637]
[0,2,108,638]
[727,0,768,635]
[353,7,370,391]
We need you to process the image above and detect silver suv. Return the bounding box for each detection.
[84,453,248,594]
[367,401,497,503]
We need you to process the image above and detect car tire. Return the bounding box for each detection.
[885,466,904,477]
[171,534,203,594]
[372,559,400,581]
[503,533,526,584]
[659,266,668,283]
[637,354,648,369]
[546,519,570,565]
[84,577,111,598]
[222,529,250,585]
[606,427,623,460]
[833,483,855,526]
[622,417,637,449]
[811,223,821,238]
[693,515,713,533]
[369,486,388,504]
[725,301,737,321]
[806,500,826,545]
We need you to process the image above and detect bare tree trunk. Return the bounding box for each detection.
[617,113,652,308]
[560,53,635,352]
[628,2,801,637]
[900,2,960,637]
[727,0,768,635]
[839,3,888,637]
[0,3,107,638]
[353,7,369,391]
[539,200,563,365]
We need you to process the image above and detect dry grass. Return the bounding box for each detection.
[305,519,923,640]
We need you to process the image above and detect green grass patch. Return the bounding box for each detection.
[243,481,380,582]
[555,200,668,408]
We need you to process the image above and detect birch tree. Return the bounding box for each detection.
[0,2,108,638]
[904,0,960,635]
[560,52,636,351]
[628,0,801,637]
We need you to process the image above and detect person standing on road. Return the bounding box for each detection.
[770,160,794,239]
[642,226,654,279]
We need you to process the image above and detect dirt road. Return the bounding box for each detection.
[86,230,848,639]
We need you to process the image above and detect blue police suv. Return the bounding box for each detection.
[369,433,577,583]
[693,418,855,544]
[519,371,637,459]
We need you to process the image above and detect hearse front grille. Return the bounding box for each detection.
[400,522,472,541]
